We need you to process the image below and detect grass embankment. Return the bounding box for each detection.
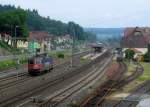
[0,56,27,71]
[137,62,150,82]
[125,61,150,82]
[106,61,150,100]
[124,61,137,76]
[123,61,150,92]
[49,50,72,59]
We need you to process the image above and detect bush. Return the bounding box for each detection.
[20,58,28,64]
[144,52,150,62]
[0,60,16,70]
[57,53,64,58]
[125,49,135,59]
[0,57,28,71]
[148,43,150,52]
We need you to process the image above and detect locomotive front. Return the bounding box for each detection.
[28,54,53,75]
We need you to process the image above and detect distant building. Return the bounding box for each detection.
[53,34,72,49]
[28,31,53,53]
[17,40,28,49]
[56,35,71,43]
[123,27,150,54]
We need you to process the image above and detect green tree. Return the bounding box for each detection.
[144,52,150,62]
[143,43,150,62]
[0,9,28,38]
[148,43,150,52]
[67,21,85,40]
[67,22,76,37]
[0,9,29,48]
[0,4,97,42]
[125,49,135,59]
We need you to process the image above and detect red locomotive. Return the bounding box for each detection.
[28,53,53,75]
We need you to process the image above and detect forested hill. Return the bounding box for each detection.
[0,5,96,41]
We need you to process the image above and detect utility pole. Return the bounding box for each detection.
[14,26,20,80]
[70,35,74,67]
[14,26,16,48]
[14,26,20,47]
[70,28,75,67]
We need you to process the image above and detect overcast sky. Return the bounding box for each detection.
[0,0,150,28]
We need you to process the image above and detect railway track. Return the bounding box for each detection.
[113,79,149,107]
[94,62,127,107]
[102,62,144,107]
[80,61,144,107]
[0,51,88,91]
[0,72,27,83]
[113,88,150,107]
[80,62,127,107]
[0,50,111,107]
[0,74,31,91]
[38,56,112,107]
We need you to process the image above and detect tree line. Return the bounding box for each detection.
[0,5,96,42]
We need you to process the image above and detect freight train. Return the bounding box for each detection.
[28,53,53,75]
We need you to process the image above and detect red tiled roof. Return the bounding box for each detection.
[124,28,135,38]
[123,27,150,48]
[129,48,142,53]
[28,31,52,42]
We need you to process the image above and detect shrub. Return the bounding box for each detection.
[0,60,16,70]
[57,53,64,58]
[0,57,28,70]
[148,43,150,52]
[144,52,150,62]
[125,49,135,59]
[20,58,28,64]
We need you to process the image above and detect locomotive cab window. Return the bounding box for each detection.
[35,58,42,64]
[28,59,34,64]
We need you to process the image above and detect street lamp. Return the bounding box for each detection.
[70,28,75,67]
[14,25,20,63]
[70,37,73,67]
[14,25,20,80]
[14,26,19,48]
